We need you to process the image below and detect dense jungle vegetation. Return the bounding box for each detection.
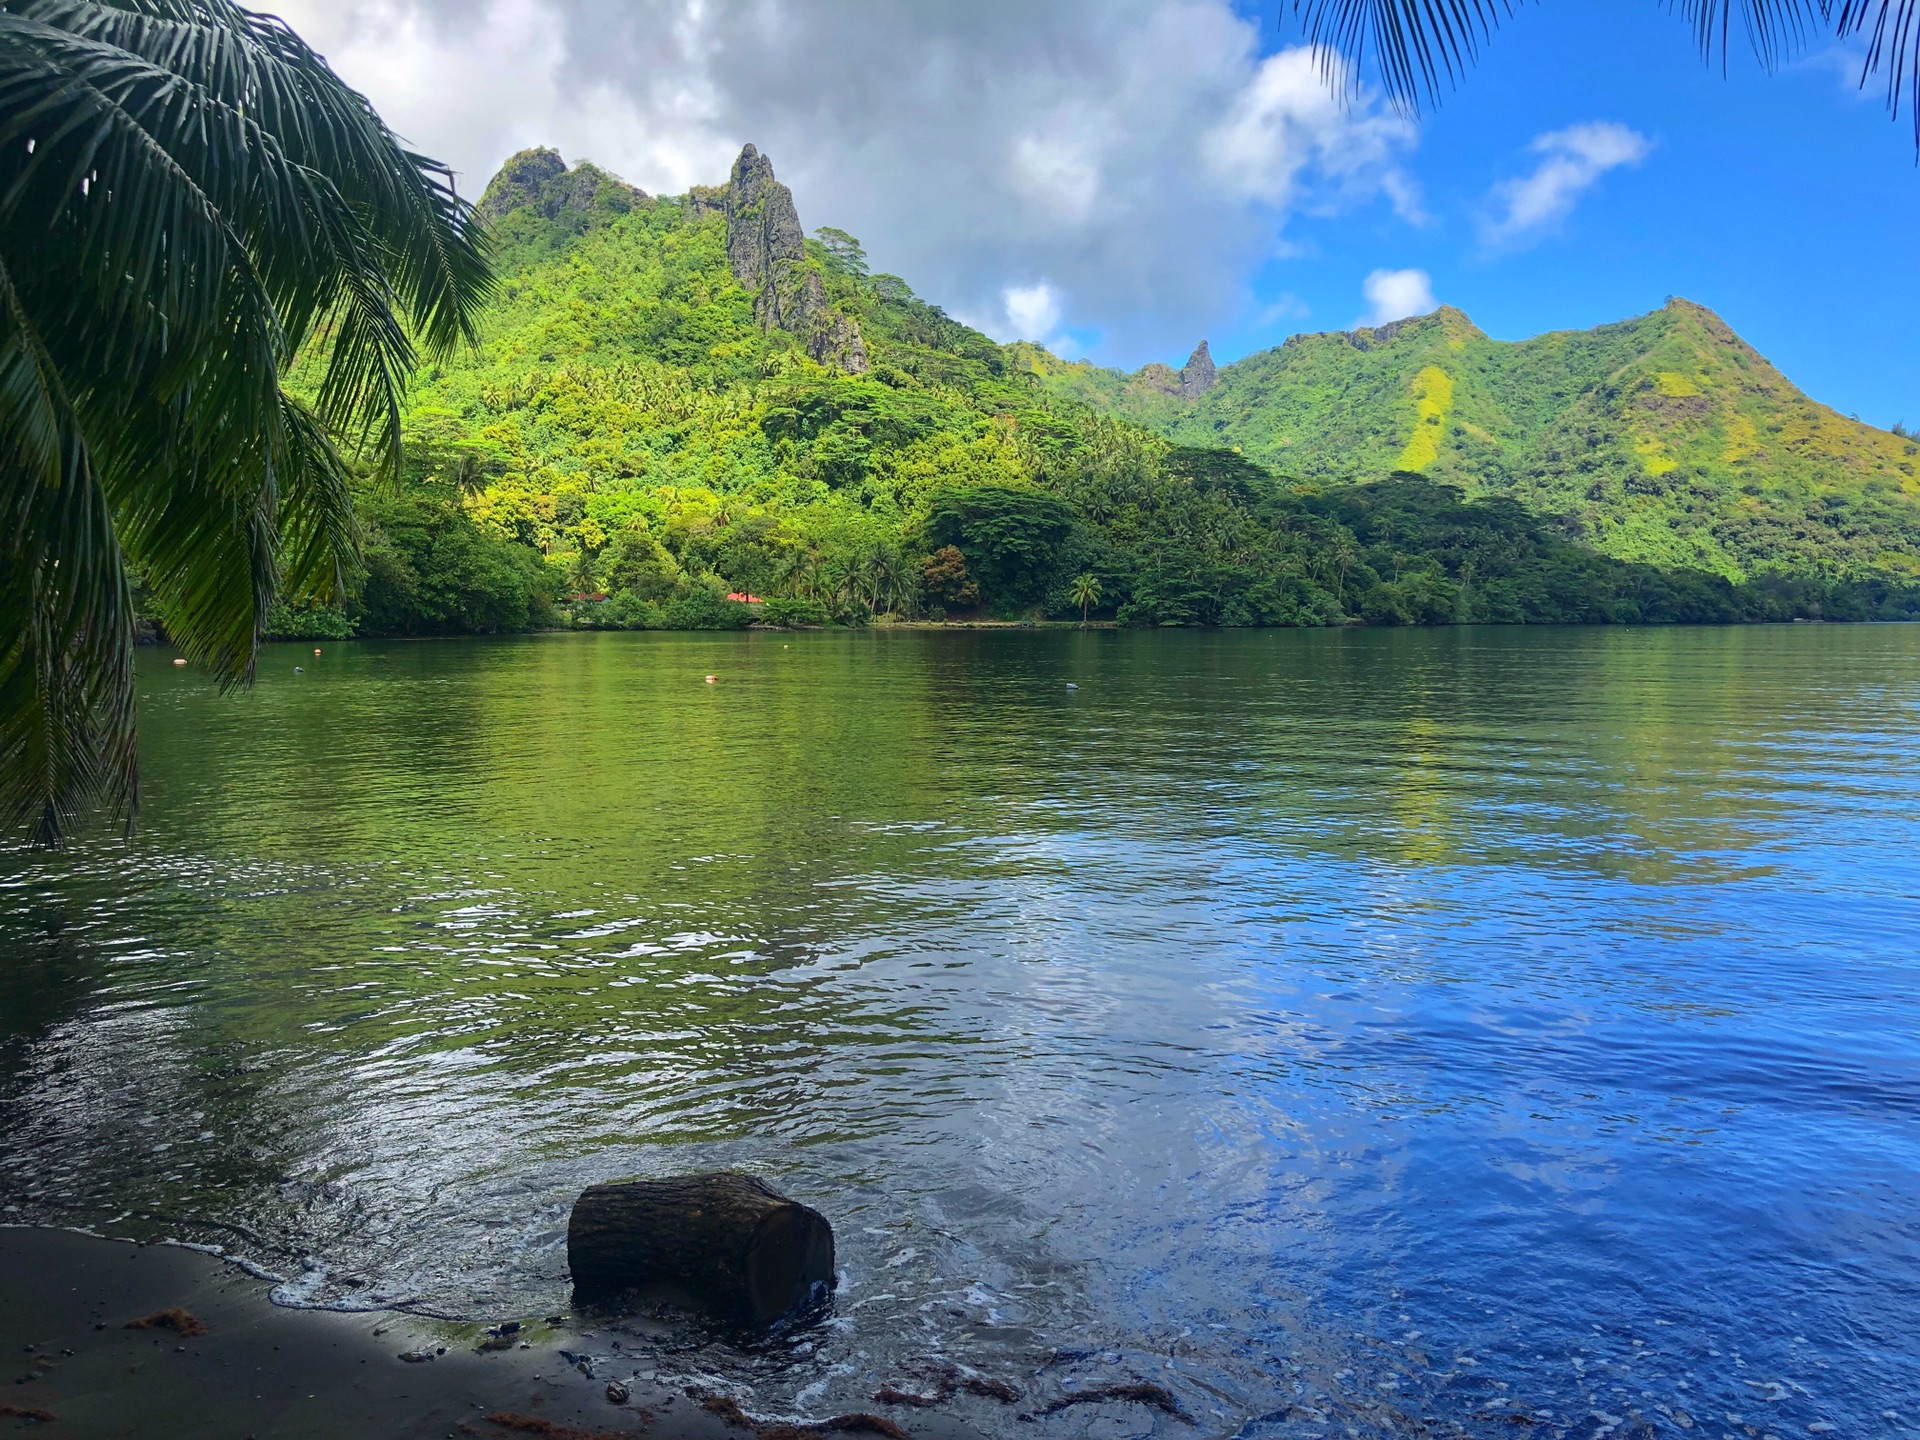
[1034,301,1920,587]
[270,150,1920,642]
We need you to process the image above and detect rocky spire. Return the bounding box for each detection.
[1180,340,1217,399]
[718,145,867,373]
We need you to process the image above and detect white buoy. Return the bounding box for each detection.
[294,666,304,674]
[705,674,718,683]
[172,658,187,667]
[1065,683,1079,690]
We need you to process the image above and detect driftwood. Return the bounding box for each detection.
[567,1171,835,1323]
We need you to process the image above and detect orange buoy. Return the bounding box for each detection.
[313,648,322,656]
[705,674,718,683]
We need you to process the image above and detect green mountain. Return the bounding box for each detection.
[278,145,1920,639]
[1025,301,1920,583]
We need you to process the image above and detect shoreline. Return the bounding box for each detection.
[0,1228,981,1440]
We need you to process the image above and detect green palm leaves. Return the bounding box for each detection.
[1294,1,1920,144]
[0,0,491,844]
[1069,572,1103,624]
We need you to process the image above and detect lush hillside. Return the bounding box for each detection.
[1028,302,1920,584]
[272,146,1920,640]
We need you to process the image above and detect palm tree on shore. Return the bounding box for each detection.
[1294,0,1920,146]
[0,0,492,845]
[1069,572,1104,626]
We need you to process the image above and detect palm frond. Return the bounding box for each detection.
[1291,0,1516,108]
[21,0,494,351]
[275,392,359,607]
[0,251,136,845]
[0,0,494,843]
[1832,0,1920,145]
[1668,0,1822,71]
[1290,0,1832,110]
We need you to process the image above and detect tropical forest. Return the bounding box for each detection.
[7,3,1920,1439]
[291,144,1920,645]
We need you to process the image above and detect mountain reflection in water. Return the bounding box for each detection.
[3,626,1917,1437]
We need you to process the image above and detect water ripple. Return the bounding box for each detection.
[3,626,1918,1436]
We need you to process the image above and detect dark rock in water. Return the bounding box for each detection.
[1179,340,1217,399]
[606,1379,631,1404]
[567,1171,835,1325]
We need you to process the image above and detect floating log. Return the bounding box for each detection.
[567,1171,835,1323]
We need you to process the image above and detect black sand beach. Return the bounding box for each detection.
[0,1229,982,1440]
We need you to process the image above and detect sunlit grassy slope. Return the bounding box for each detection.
[1025,301,1920,582]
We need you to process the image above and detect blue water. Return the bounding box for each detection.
[1,625,1917,1436]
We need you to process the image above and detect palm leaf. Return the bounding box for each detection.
[0,250,136,845]
[1288,0,1915,121]
[24,0,494,352]
[0,0,493,843]
[276,392,360,607]
[1292,0,1514,108]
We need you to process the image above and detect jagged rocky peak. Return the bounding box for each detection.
[479,147,566,216]
[713,144,867,374]
[685,183,728,220]
[724,144,807,298]
[1180,340,1218,398]
[1138,362,1182,396]
[476,147,649,226]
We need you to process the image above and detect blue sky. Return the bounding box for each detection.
[1204,4,1920,426]
[284,1,1918,428]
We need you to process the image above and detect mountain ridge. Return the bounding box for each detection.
[1022,298,1920,582]
[289,142,1920,641]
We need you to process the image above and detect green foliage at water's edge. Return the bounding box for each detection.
[270,155,1920,640]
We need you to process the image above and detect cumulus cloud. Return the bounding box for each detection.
[1203,48,1422,220]
[1002,283,1066,345]
[273,0,1422,364]
[1481,122,1650,248]
[1358,268,1436,327]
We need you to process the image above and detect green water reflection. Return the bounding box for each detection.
[3,625,1917,1437]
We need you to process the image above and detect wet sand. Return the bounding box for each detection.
[0,1228,982,1440]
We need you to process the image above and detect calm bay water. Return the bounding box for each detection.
[3,626,1918,1437]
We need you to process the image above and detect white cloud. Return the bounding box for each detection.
[1201,48,1421,220]
[271,0,1424,364]
[1481,121,1651,248]
[1003,282,1066,343]
[1010,133,1102,222]
[1358,268,1436,327]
